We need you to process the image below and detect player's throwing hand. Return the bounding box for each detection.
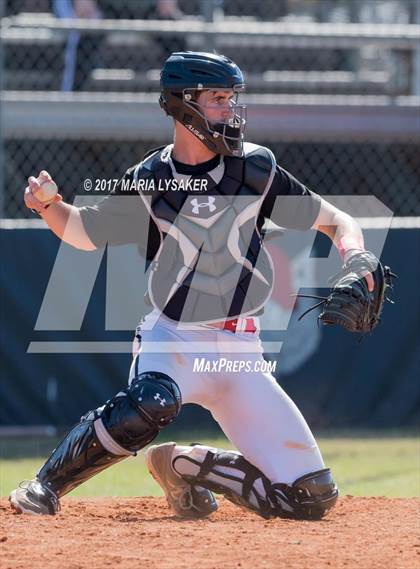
[24,170,62,213]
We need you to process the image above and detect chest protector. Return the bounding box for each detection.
[133,143,276,324]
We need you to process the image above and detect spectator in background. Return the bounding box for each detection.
[48,0,186,91]
[100,0,183,20]
[52,0,103,91]
[101,0,186,59]
[154,0,186,57]
[155,0,183,20]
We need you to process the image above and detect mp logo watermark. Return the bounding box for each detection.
[27,195,393,355]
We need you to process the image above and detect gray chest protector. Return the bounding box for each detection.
[134,143,276,324]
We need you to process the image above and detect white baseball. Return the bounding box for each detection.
[34,179,58,203]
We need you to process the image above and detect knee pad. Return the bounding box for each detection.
[270,468,338,520]
[100,371,182,453]
[37,372,181,497]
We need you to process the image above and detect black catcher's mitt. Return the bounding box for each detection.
[297,251,396,334]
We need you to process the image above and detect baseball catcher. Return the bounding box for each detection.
[11,51,394,520]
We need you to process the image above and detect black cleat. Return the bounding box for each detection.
[9,480,60,515]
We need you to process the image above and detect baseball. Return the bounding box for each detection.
[34,179,58,203]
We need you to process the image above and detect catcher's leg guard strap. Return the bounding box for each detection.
[172,445,338,520]
[173,445,275,517]
[37,372,181,497]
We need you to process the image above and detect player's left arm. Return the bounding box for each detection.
[311,198,374,291]
[261,163,374,291]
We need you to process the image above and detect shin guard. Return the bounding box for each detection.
[37,372,181,497]
[171,444,338,519]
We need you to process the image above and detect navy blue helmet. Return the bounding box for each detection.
[160,52,246,157]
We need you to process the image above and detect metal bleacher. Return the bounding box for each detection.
[2,12,420,95]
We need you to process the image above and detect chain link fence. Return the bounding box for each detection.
[3,138,419,217]
[1,0,419,217]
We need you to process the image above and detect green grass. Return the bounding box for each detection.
[0,433,419,498]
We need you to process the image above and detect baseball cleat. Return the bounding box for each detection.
[145,442,218,518]
[9,479,60,515]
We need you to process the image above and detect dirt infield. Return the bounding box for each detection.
[1,496,419,569]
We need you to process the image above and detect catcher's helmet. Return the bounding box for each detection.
[160,51,246,157]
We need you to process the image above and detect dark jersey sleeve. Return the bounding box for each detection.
[260,164,321,230]
[78,166,154,252]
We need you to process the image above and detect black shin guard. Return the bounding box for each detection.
[37,415,130,497]
[37,372,181,497]
[172,445,338,520]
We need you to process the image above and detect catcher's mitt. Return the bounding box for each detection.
[297,251,396,334]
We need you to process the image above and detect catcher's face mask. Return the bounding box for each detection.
[182,87,246,157]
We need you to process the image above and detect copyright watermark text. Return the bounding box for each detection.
[82,178,209,193]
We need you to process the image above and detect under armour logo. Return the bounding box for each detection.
[190,196,216,215]
[154,393,166,407]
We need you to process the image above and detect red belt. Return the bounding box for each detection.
[207,317,257,333]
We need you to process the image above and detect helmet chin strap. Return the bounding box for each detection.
[173,122,218,162]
